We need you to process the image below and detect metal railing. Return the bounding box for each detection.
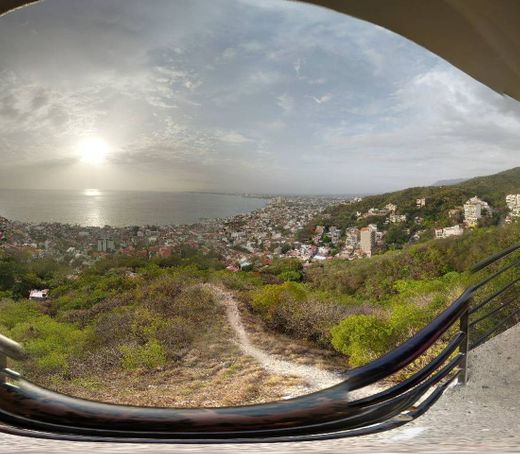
[0,243,519,443]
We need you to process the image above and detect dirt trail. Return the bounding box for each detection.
[207,284,382,398]
[210,285,343,394]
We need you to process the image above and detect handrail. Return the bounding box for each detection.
[0,334,26,361]
[0,243,519,443]
[471,242,520,272]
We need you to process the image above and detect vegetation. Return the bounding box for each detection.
[3,223,519,379]
[301,166,520,240]
[0,251,304,406]
[0,251,71,299]
[0,262,220,381]
[247,223,520,365]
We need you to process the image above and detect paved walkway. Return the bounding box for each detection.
[1,324,520,453]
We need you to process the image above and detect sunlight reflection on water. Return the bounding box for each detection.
[83,189,103,197]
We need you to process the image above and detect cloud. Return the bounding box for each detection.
[0,0,518,194]
[215,130,252,144]
[276,93,294,113]
[294,58,302,77]
[308,94,332,104]
[315,65,520,186]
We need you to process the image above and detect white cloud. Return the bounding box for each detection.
[316,65,520,183]
[276,93,294,113]
[294,58,302,76]
[215,130,252,144]
[308,94,332,104]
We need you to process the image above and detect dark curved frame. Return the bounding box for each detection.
[0,243,519,443]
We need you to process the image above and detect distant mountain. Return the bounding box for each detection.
[432,178,467,186]
[302,167,520,237]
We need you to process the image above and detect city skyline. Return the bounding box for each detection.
[0,0,519,194]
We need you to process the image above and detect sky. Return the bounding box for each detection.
[0,0,519,194]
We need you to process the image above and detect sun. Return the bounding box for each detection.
[78,137,109,164]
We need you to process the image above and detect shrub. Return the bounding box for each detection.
[0,299,41,329]
[36,351,69,374]
[90,309,135,347]
[330,315,390,366]
[278,271,302,282]
[155,316,195,360]
[266,258,303,275]
[120,339,167,370]
[9,314,87,376]
[250,282,307,321]
[273,298,372,346]
[211,270,262,290]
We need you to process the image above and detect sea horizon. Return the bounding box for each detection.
[0,187,365,197]
[0,188,271,228]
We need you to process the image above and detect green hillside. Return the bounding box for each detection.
[250,222,520,366]
[302,167,520,238]
[458,167,520,206]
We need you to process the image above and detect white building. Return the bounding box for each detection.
[385,203,397,213]
[434,225,464,239]
[360,227,376,257]
[506,195,520,221]
[345,228,360,247]
[506,194,520,210]
[463,196,489,227]
[239,258,253,270]
[389,214,407,224]
[505,195,520,223]
[29,289,49,301]
[328,226,342,244]
[416,198,426,208]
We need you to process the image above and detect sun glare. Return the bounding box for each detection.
[83,188,102,197]
[78,137,109,164]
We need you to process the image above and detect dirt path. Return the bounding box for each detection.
[208,285,344,395]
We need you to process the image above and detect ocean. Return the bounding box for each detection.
[0,189,268,227]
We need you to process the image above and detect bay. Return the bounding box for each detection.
[0,189,268,227]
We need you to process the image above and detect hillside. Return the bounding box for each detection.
[1,265,291,406]
[301,166,520,239]
[458,166,520,206]
[247,222,520,366]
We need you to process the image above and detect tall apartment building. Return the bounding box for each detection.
[463,196,488,227]
[360,227,376,257]
[506,194,520,210]
[97,238,115,252]
[505,194,520,222]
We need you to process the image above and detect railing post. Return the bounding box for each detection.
[0,352,6,384]
[0,334,26,384]
[458,302,470,385]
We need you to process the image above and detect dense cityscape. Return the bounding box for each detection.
[1,192,519,286]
